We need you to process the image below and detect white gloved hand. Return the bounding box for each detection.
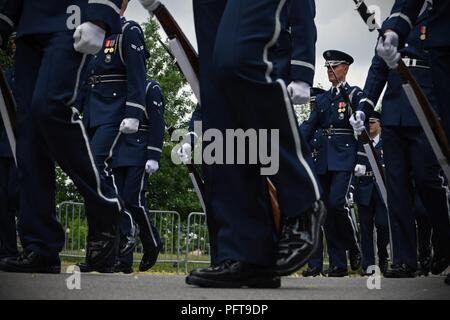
[138,0,160,11]
[73,22,106,55]
[376,31,401,69]
[350,111,366,135]
[287,81,311,105]
[177,142,192,164]
[145,159,159,175]
[347,192,354,206]
[119,118,140,134]
[354,164,367,177]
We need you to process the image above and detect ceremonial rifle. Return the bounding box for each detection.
[0,70,17,165]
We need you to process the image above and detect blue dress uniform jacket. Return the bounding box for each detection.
[383,0,450,48]
[360,12,437,126]
[82,18,148,128]
[0,67,14,158]
[301,84,364,175]
[352,138,384,207]
[113,80,165,168]
[0,0,123,41]
[271,0,316,85]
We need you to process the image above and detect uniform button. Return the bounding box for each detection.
[328,136,331,140]
[137,139,140,143]
[346,144,349,147]
[330,125,333,128]
[113,93,117,97]
[91,84,94,88]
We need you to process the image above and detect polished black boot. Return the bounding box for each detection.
[186,260,280,288]
[85,226,120,269]
[430,251,450,275]
[349,248,362,271]
[76,262,115,273]
[275,200,326,276]
[114,261,133,274]
[119,220,139,257]
[417,256,431,276]
[302,266,322,277]
[379,257,389,275]
[0,250,60,274]
[384,264,416,278]
[139,226,162,272]
[327,266,348,277]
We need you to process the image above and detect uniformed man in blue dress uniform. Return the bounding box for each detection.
[377,0,450,144]
[140,0,326,288]
[113,79,164,273]
[349,111,389,275]
[0,0,125,273]
[76,0,149,272]
[301,50,363,277]
[0,33,19,260]
[353,3,450,278]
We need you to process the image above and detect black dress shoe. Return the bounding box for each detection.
[417,256,431,277]
[186,260,280,288]
[76,262,115,273]
[275,200,326,276]
[0,251,60,274]
[119,220,140,257]
[302,266,322,277]
[384,264,416,278]
[327,266,348,277]
[86,228,120,268]
[139,247,161,272]
[349,248,362,271]
[430,253,450,275]
[379,258,389,274]
[114,262,133,274]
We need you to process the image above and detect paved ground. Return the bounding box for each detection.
[0,271,448,300]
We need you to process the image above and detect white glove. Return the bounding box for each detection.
[287,81,311,105]
[350,111,366,135]
[73,22,106,55]
[145,160,159,175]
[138,0,160,11]
[347,192,354,206]
[376,31,401,69]
[119,118,140,134]
[354,164,367,177]
[177,143,192,164]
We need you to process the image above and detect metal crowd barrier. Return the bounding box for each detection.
[57,202,183,273]
[185,212,211,273]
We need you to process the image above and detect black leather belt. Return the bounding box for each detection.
[87,74,127,85]
[402,58,429,69]
[322,128,354,136]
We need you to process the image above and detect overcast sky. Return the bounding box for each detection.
[126,0,395,90]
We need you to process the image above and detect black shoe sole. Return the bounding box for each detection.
[384,273,416,278]
[185,275,281,289]
[275,202,327,276]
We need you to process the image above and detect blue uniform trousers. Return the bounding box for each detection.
[359,191,389,270]
[193,0,320,266]
[0,157,18,257]
[382,126,450,269]
[14,32,121,257]
[114,166,160,266]
[308,171,357,270]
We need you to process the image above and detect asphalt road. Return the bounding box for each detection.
[0,272,448,300]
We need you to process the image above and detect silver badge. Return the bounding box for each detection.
[339,113,345,120]
[105,54,112,63]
